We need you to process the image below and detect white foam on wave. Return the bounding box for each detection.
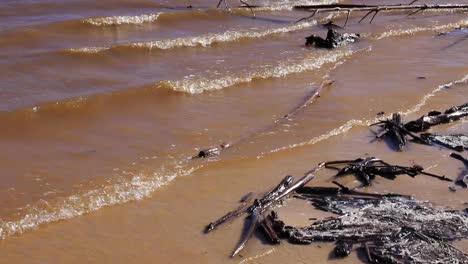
[67,21,317,53]
[263,74,468,156]
[82,13,161,26]
[67,47,108,54]
[0,165,201,239]
[163,49,355,94]
[375,19,468,39]
[128,20,316,50]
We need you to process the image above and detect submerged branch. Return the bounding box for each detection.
[293,4,468,24]
[294,4,468,12]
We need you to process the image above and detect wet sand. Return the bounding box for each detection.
[0,0,467,263]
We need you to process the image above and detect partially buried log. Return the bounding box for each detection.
[305,29,359,49]
[404,103,468,132]
[420,133,468,152]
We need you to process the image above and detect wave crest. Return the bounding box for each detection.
[67,21,316,53]
[0,165,200,239]
[162,49,357,94]
[82,13,161,26]
[375,19,468,39]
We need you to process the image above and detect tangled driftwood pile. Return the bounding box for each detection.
[203,102,467,262]
[275,194,468,263]
[205,165,468,262]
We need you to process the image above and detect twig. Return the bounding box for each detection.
[240,0,255,17]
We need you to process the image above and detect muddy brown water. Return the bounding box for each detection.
[0,0,467,263]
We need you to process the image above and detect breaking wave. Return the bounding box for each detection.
[375,19,468,39]
[66,21,317,53]
[82,13,162,26]
[0,74,465,240]
[161,49,357,94]
[263,74,468,156]
[0,164,201,239]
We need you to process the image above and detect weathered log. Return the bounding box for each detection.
[404,103,468,132]
[230,164,324,257]
[295,181,410,199]
[205,164,324,257]
[420,133,468,152]
[260,214,280,244]
[250,175,294,213]
[305,29,360,49]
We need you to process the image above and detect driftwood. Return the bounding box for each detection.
[305,29,360,49]
[371,104,467,151]
[451,153,468,188]
[294,3,468,27]
[192,143,230,159]
[206,162,467,262]
[404,103,468,132]
[204,164,324,257]
[270,195,468,263]
[420,133,468,152]
[324,157,450,186]
[370,113,427,150]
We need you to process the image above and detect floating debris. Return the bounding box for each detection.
[305,29,360,49]
[192,144,230,159]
